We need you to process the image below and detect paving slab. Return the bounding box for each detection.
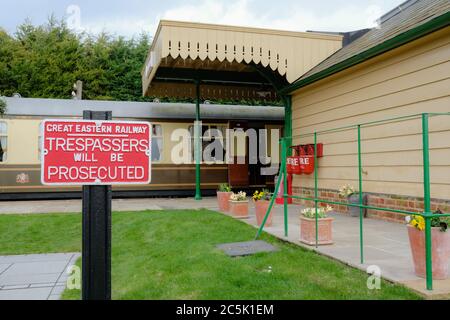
[4,261,69,275]
[0,263,11,274]
[29,283,55,288]
[0,273,61,286]
[401,278,450,299]
[0,252,75,263]
[217,240,278,257]
[0,287,53,300]
[0,252,80,300]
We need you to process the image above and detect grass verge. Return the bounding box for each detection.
[0,210,421,300]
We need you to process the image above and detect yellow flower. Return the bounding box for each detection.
[417,221,425,231]
[416,217,425,231]
[409,215,425,231]
[253,190,262,201]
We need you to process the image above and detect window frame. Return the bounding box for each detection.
[151,123,163,163]
[188,124,227,164]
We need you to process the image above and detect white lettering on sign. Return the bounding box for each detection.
[47,166,145,181]
[299,157,309,165]
[41,119,151,185]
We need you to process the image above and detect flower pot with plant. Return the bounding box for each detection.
[338,184,367,218]
[300,206,334,245]
[217,183,232,212]
[229,191,249,219]
[253,189,273,226]
[406,210,450,279]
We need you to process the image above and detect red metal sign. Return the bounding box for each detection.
[41,119,151,185]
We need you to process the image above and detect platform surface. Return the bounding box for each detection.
[0,253,79,300]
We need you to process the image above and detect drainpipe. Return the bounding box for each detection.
[282,95,293,155]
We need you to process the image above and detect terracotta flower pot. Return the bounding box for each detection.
[217,191,232,211]
[407,225,450,280]
[255,200,273,226]
[229,200,249,219]
[300,216,334,245]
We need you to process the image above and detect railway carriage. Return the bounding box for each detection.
[0,97,283,199]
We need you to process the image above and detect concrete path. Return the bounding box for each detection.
[238,202,450,299]
[0,253,79,300]
[0,198,218,214]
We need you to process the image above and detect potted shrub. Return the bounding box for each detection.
[406,210,450,279]
[300,206,334,245]
[338,184,367,218]
[217,183,232,212]
[253,189,273,226]
[229,191,249,219]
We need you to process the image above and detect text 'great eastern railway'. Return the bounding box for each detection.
[41,120,152,185]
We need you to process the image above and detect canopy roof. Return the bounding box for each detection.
[142,20,342,101]
[4,97,284,121]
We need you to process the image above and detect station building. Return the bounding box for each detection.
[140,0,450,220]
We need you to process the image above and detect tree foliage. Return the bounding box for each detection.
[0,97,6,115]
[0,17,281,105]
[0,17,152,101]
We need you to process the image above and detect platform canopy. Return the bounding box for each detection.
[140,20,342,200]
[141,20,343,101]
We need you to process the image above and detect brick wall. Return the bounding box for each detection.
[291,187,450,223]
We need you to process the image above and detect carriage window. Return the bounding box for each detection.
[0,122,7,162]
[151,124,163,162]
[189,125,226,163]
[208,125,226,161]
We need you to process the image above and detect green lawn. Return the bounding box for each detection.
[0,210,420,300]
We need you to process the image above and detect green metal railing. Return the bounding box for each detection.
[256,112,450,291]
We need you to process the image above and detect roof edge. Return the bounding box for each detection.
[280,11,450,95]
[158,19,343,41]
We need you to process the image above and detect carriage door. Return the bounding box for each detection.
[247,122,266,187]
[228,121,249,187]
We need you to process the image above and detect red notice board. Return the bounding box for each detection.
[41,119,151,185]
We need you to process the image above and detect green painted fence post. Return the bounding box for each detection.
[284,96,293,156]
[357,125,364,264]
[282,138,289,237]
[314,132,319,248]
[255,138,286,239]
[422,113,433,291]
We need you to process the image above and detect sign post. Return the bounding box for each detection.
[41,111,151,300]
[82,110,112,300]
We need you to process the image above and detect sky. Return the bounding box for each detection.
[0,0,406,38]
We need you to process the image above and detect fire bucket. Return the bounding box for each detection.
[286,156,301,175]
[275,174,293,204]
[299,155,315,174]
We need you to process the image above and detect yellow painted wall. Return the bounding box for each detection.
[290,27,450,200]
[0,119,41,165]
